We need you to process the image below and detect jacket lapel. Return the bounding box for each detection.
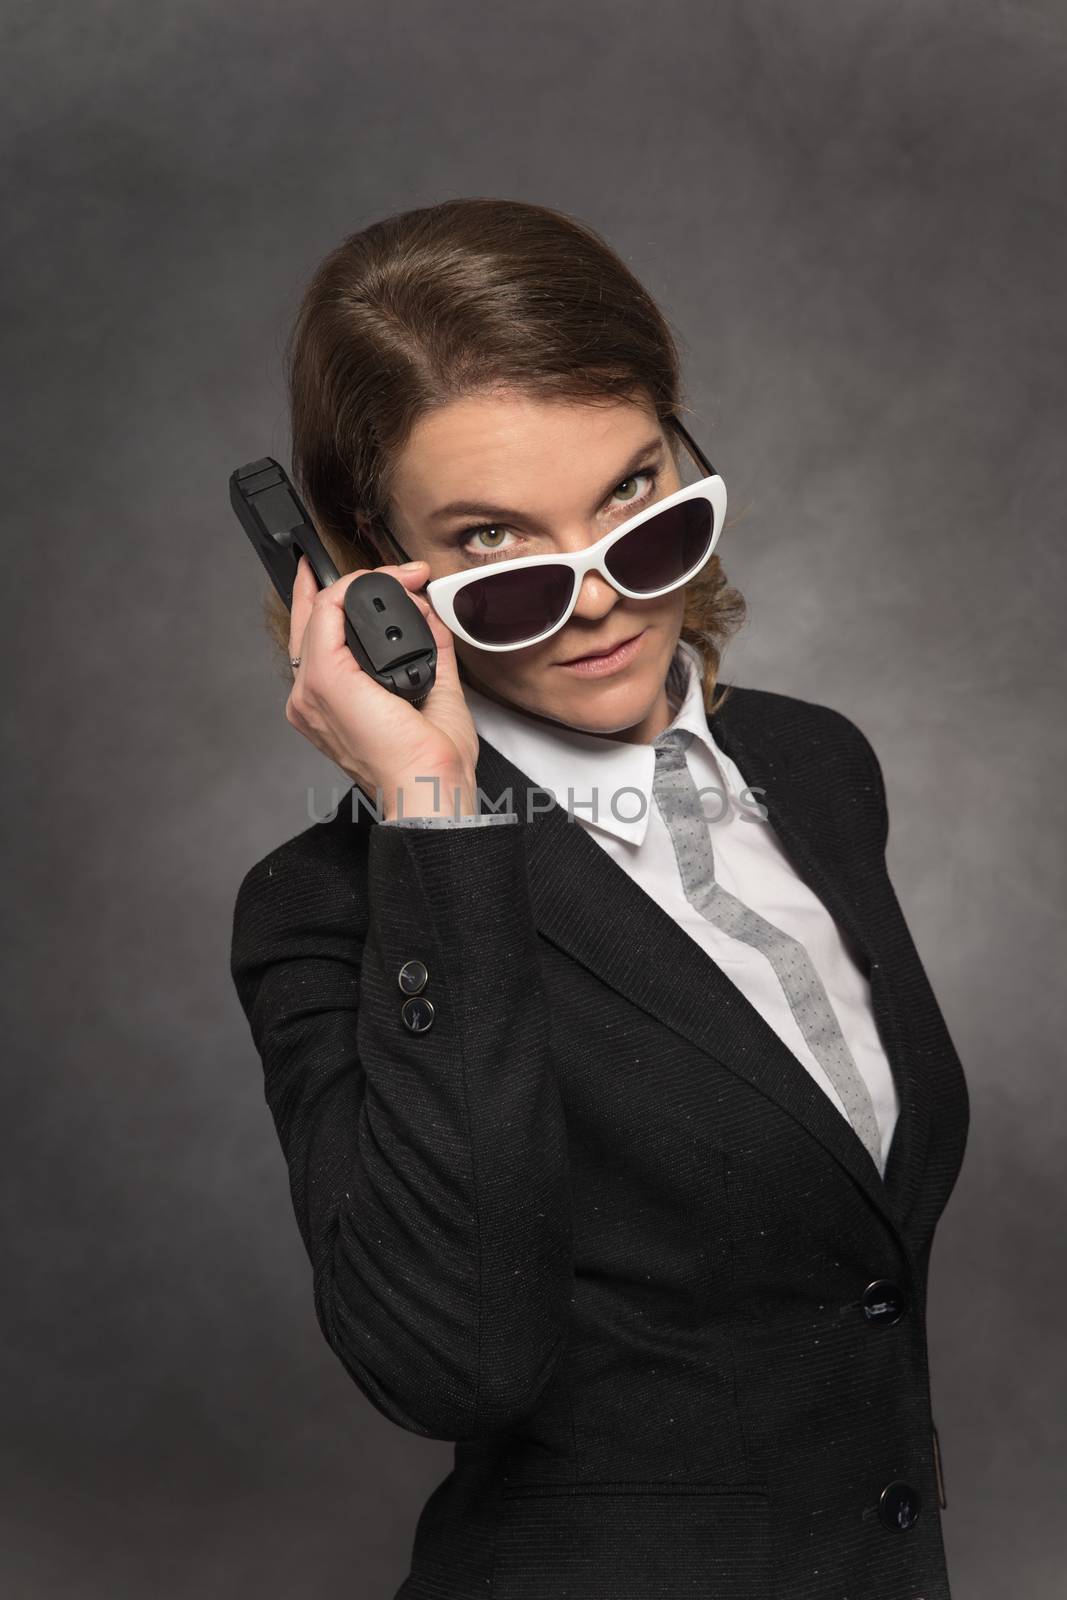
[472,685,924,1256]
[705,686,928,1234]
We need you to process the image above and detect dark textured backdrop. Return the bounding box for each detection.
[4,1,1065,1595]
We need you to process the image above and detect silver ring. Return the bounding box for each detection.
[289,656,301,670]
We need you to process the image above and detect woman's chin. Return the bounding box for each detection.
[540,663,669,736]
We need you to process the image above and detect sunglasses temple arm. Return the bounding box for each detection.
[669,416,716,479]
[366,514,414,566]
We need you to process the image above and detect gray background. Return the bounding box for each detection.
[4,0,1065,1594]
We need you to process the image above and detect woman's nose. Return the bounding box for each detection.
[571,568,620,620]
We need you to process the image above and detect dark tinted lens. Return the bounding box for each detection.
[605,498,713,592]
[452,562,575,646]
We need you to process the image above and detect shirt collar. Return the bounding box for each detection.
[462,636,736,846]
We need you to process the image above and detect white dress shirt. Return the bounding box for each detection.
[384,638,900,1174]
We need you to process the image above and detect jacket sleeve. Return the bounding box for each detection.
[816,702,890,856]
[846,720,889,854]
[229,817,573,1441]
[381,812,521,828]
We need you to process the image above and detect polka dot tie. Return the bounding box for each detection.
[652,727,883,1172]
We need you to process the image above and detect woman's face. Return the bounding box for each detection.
[381,388,687,743]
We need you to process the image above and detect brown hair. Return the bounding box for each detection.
[270,197,746,712]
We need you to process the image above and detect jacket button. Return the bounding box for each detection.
[401,995,435,1033]
[862,1279,906,1324]
[398,959,428,995]
[878,1480,921,1530]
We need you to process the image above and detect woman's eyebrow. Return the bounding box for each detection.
[428,436,666,525]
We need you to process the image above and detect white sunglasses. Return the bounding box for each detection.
[377,420,727,653]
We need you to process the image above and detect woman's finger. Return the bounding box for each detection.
[288,554,319,670]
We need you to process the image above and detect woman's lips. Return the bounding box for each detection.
[556,628,647,675]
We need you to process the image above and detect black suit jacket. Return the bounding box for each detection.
[229,681,970,1600]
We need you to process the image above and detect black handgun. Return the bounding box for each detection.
[229,457,436,707]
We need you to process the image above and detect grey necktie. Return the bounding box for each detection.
[652,726,883,1172]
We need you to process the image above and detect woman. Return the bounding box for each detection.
[230,197,969,1599]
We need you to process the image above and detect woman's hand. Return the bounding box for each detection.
[286,555,480,819]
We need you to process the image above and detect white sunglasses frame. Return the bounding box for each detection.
[421,470,727,654]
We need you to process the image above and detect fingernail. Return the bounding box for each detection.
[400,560,426,571]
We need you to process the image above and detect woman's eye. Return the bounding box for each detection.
[459,525,518,561]
[610,469,657,508]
